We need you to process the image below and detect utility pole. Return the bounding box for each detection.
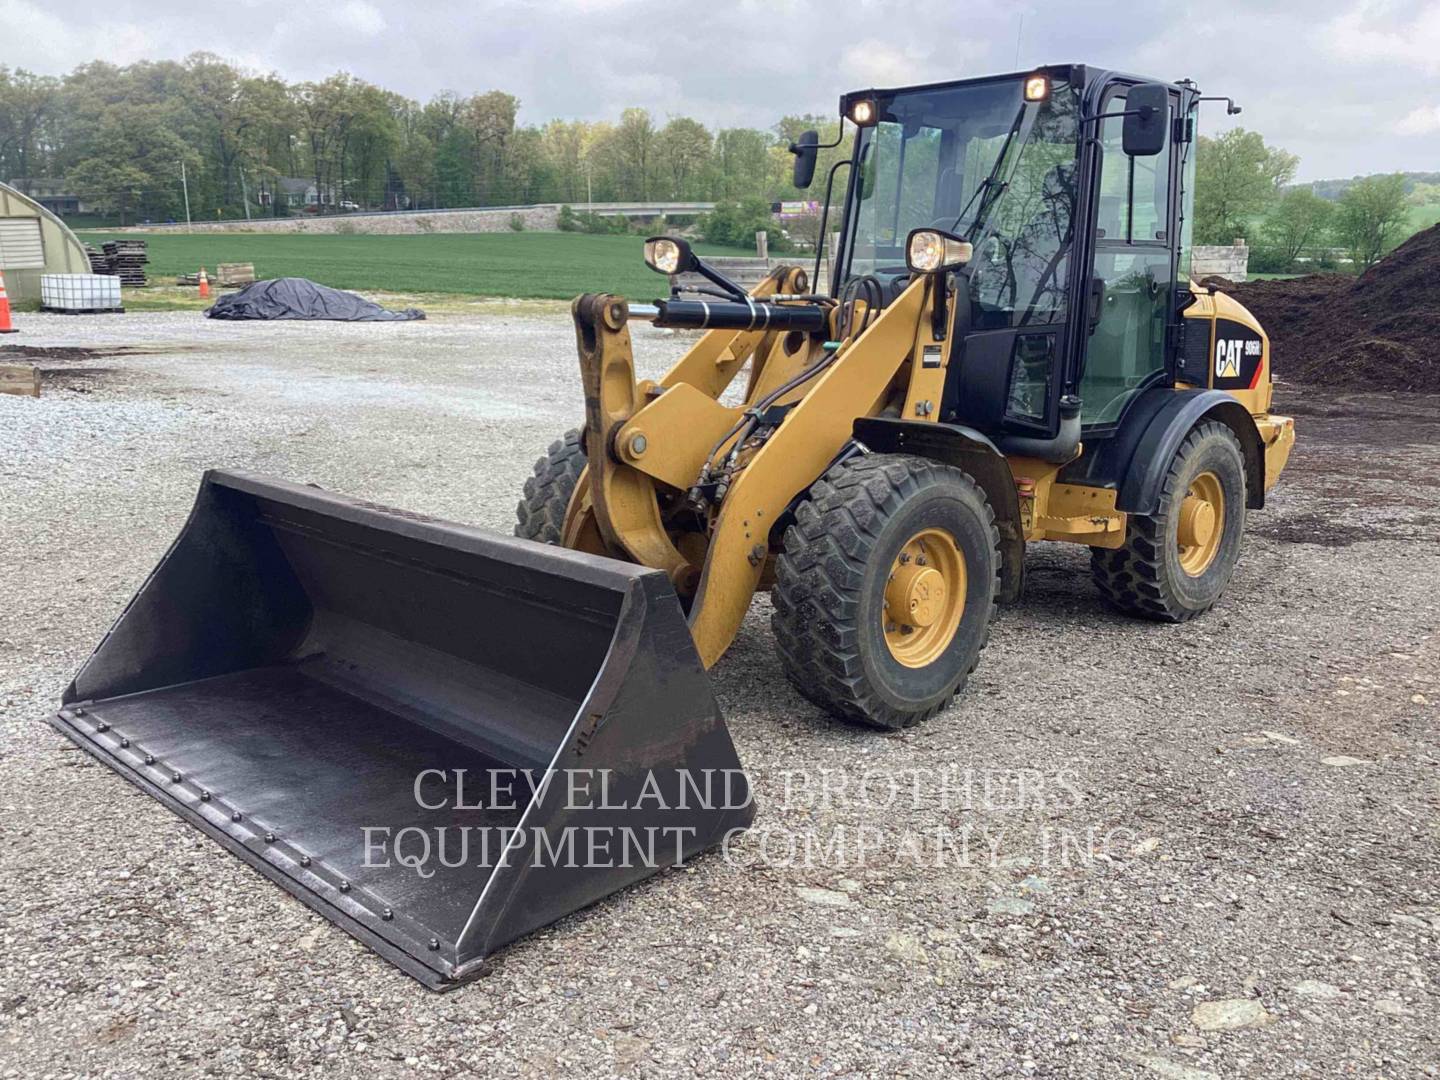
[239,167,253,222]
[179,160,193,232]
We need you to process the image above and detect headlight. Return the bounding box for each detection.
[1024,74,1050,102]
[905,229,973,275]
[643,236,693,276]
[844,96,879,127]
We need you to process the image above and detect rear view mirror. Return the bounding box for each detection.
[1123,83,1169,156]
[790,130,819,189]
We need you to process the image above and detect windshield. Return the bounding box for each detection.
[840,76,1081,324]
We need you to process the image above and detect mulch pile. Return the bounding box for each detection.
[1214,224,1440,393]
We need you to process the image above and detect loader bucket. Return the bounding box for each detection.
[53,471,753,990]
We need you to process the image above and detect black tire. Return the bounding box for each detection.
[515,429,585,544]
[1090,421,1247,622]
[771,454,1000,730]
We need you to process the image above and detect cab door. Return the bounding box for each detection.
[1078,83,1179,431]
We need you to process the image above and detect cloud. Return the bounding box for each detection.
[1320,0,1440,74]
[341,1,387,37]
[840,41,942,87]
[0,0,158,69]
[1394,104,1440,136]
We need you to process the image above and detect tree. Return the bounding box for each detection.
[712,127,772,201]
[294,74,358,209]
[1262,188,1333,269]
[1194,129,1297,244]
[699,197,788,251]
[654,117,712,200]
[64,103,191,224]
[1334,173,1409,270]
[0,67,60,179]
[462,90,517,202]
[540,120,590,203]
[597,108,658,200]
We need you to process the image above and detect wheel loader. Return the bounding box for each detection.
[54,64,1294,989]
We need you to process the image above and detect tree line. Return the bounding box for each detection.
[0,54,850,225]
[1195,129,1417,272]
[0,54,1420,271]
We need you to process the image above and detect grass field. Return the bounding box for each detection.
[1405,202,1440,232]
[77,231,758,301]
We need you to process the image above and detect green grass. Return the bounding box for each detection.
[76,231,759,300]
[1404,202,1440,232]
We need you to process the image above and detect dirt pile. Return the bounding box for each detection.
[1216,224,1440,393]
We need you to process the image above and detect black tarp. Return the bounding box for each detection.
[205,278,425,322]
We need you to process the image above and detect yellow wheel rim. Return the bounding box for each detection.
[1176,471,1224,576]
[883,527,966,668]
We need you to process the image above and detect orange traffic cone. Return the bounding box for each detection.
[0,270,17,333]
[198,266,210,299]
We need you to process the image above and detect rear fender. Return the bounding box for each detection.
[853,418,1026,605]
[1060,389,1265,515]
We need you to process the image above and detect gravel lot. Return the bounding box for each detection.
[1,311,1436,1079]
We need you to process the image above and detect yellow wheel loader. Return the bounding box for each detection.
[54,64,1294,988]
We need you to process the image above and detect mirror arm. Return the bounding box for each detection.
[788,118,848,156]
[1197,95,1242,116]
[692,258,748,302]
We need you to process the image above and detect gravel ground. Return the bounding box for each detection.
[1,312,1436,1079]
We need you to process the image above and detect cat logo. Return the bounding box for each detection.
[1214,338,1243,379]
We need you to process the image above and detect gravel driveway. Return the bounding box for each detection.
[1,312,1435,1078]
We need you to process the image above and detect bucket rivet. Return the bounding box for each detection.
[120,738,129,748]
[339,880,351,893]
[264,832,276,843]
[428,938,440,951]
[172,772,182,783]
[200,791,210,801]
[232,811,243,822]
[382,908,393,921]
[300,855,311,867]
[96,722,109,732]
[145,754,155,765]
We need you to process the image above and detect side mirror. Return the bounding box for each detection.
[1123,83,1169,156]
[789,130,820,190]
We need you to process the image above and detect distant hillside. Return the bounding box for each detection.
[1298,172,1440,201]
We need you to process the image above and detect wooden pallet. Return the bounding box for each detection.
[0,363,40,397]
[217,262,256,287]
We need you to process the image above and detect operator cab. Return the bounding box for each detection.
[823,65,1199,458]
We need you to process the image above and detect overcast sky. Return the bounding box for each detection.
[3,0,1436,180]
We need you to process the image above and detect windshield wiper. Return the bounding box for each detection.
[946,103,1029,239]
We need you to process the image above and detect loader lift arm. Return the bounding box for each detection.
[571,272,947,667]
